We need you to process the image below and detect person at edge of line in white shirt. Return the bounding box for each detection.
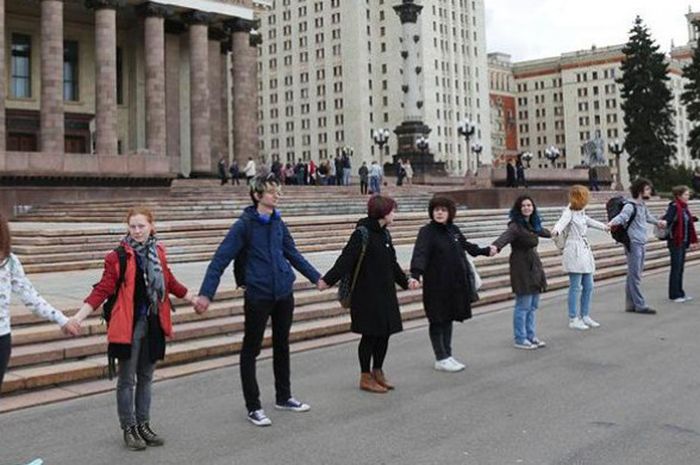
[551,185,610,331]
[607,178,667,315]
[244,157,257,183]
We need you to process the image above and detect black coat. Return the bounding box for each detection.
[410,222,490,323]
[492,221,551,295]
[506,163,516,186]
[323,218,409,336]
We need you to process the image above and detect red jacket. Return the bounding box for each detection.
[85,242,187,344]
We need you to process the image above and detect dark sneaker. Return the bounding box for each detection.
[247,409,272,427]
[123,425,147,451]
[529,338,547,348]
[625,308,636,313]
[635,308,657,315]
[275,397,311,412]
[137,422,165,447]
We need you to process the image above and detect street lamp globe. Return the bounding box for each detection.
[372,128,390,159]
[457,118,477,175]
[521,151,533,168]
[544,145,561,168]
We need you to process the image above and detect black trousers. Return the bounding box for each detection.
[358,335,390,372]
[240,295,294,412]
[360,180,368,195]
[0,333,11,392]
[429,321,453,361]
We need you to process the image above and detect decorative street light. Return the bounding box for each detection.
[608,139,624,191]
[471,143,483,172]
[544,145,561,168]
[521,151,533,168]
[372,128,391,159]
[342,146,354,158]
[416,135,429,154]
[457,118,477,175]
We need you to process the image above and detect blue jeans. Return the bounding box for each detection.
[568,273,594,319]
[668,245,687,299]
[514,293,539,343]
[369,177,381,194]
[343,168,351,186]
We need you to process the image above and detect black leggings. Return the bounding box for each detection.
[358,335,390,372]
[0,333,11,392]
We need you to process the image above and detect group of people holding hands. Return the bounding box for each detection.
[0,174,696,451]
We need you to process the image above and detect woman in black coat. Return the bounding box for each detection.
[319,195,409,394]
[410,197,494,372]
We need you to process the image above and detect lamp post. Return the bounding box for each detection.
[608,139,624,191]
[416,135,429,154]
[471,142,483,174]
[544,145,561,168]
[372,128,390,160]
[457,118,476,175]
[521,151,533,168]
[342,146,354,158]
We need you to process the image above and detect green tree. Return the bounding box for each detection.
[681,20,700,161]
[617,16,676,183]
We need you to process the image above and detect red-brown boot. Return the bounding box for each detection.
[372,369,395,390]
[360,372,388,393]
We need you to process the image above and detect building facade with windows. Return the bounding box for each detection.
[1,0,266,185]
[257,0,491,175]
[487,52,517,167]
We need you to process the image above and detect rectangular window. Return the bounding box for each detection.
[11,33,31,98]
[117,47,123,105]
[63,40,79,101]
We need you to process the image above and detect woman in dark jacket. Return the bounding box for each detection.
[410,197,494,372]
[663,185,698,302]
[319,195,409,393]
[492,196,551,350]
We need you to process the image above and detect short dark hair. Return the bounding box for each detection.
[428,196,456,223]
[249,175,281,205]
[367,195,397,219]
[630,178,653,199]
[672,185,690,198]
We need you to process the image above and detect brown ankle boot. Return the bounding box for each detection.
[360,372,388,393]
[372,369,395,390]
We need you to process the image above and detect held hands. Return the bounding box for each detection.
[488,245,498,257]
[408,278,421,290]
[61,318,81,336]
[657,220,667,229]
[183,292,198,306]
[317,279,330,291]
[194,295,211,314]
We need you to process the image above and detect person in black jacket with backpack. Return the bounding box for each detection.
[410,197,495,372]
[318,195,412,394]
[662,185,698,302]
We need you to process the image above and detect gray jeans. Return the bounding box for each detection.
[116,316,156,428]
[625,242,647,311]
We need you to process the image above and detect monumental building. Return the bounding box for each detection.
[256,0,491,175]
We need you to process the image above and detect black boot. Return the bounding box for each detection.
[137,422,165,446]
[123,425,147,451]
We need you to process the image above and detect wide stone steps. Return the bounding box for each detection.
[2,239,697,400]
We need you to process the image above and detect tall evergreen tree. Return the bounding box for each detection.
[617,16,676,182]
[681,20,700,161]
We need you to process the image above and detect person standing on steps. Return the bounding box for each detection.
[359,162,369,195]
[410,197,496,372]
[662,185,698,303]
[243,157,256,184]
[607,178,667,315]
[492,196,552,349]
[194,175,322,428]
[229,160,240,185]
[551,185,609,331]
[217,156,228,186]
[369,160,383,194]
[73,207,197,451]
[0,215,80,393]
[318,195,411,394]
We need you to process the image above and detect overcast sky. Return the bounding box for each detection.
[485,0,693,62]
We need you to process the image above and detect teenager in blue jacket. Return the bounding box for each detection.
[195,175,321,427]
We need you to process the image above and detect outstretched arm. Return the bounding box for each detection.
[282,223,321,284]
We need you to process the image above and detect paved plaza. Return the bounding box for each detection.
[2,264,699,465]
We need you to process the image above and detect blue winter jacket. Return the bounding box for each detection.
[199,206,321,301]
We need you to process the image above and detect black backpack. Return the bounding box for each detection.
[233,218,254,288]
[99,245,127,325]
[606,196,637,249]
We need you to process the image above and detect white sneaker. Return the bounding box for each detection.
[530,338,547,348]
[514,340,537,350]
[448,357,466,371]
[434,358,462,372]
[672,297,686,303]
[568,318,589,330]
[685,296,694,301]
[582,316,600,328]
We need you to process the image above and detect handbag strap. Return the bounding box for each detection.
[348,227,369,296]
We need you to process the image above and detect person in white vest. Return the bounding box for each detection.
[551,185,609,330]
[244,157,257,183]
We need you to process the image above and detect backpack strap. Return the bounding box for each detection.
[349,226,369,295]
[624,201,637,228]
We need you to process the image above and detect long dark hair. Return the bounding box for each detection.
[509,195,542,232]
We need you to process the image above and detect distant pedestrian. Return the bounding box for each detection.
[335,156,344,186]
[410,197,495,372]
[515,160,527,188]
[691,167,700,199]
[217,157,228,185]
[328,157,337,185]
[551,185,609,331]
[607,178,667,314]
[0,215,80,393]
[506,160,516,188]
[73,207,197,450]
[284,163,295,186]
[588,166,600,191]
[359,162,369,195]
[229,161,240,185]
[342,153,352,186]
[369,161,383,194]
[244,157,256,184]
[662,185,698,302]
[492,196,552,349]
[396,160,406,186]
[319,196,409,393]
[404,160,414,185]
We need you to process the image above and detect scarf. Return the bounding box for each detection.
[124,235,165,314]
[673,200,698,248]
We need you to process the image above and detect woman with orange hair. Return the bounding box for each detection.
[73,207,196,451]
[552,186,609,330]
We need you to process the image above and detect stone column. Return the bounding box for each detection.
[0,0,6,159]
[220,40,231,163]
[139,3,170,157]
[208,35,223,167]
[40,0,64,154]
[88,0,120,156]
[184,11,211,176]
[226,18,260,167]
